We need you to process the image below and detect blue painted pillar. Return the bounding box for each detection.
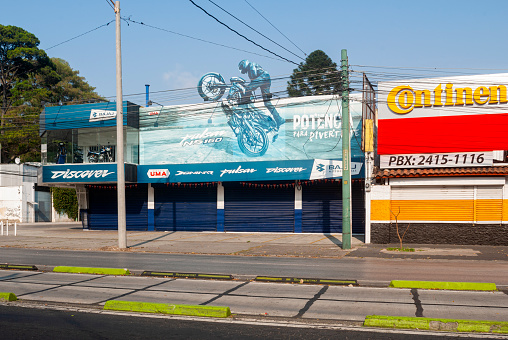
[145,84,150,107]
[217,182,225,232]
[294,182,302,233]
[147,183,155,231]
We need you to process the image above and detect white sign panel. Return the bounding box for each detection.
[380,151,493,169]
[89,109,117,122]
[310,159,363,180]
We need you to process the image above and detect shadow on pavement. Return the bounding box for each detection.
[129,231,176,248]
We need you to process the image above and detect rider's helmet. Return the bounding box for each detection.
[238,59,250,74]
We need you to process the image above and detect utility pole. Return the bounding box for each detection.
[341,49,352,250]
[115,1,127,249]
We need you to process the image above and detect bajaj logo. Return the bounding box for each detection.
[316,164,325,172]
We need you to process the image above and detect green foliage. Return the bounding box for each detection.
[287,50,341,97]
[52,187,78,221]
[0,24,104,163]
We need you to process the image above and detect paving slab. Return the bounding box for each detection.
[0,282,59,297]
[304,299,418,321]
[321,286,415,303]
[0,270,42,281]
[147,279,247,294]
[5,272,102,285]
[19,286,134,304]
[115,290,218,306]
[417,289,508,308]
[212,294,307,317]
[72,275,172,290]
[232,282,323,299]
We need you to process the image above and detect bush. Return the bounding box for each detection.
[52,187,78,220]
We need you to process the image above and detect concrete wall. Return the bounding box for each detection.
[371,223,508,246]
[0,186,22,222]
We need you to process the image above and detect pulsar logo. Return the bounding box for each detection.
[147,169,170,178]
[316,164,325,172]
[176,170,213,176]
[220,166,256,177]
[180,128,227,147]
[51,169,115,179]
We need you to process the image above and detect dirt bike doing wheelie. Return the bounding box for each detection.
[197,72,278,157]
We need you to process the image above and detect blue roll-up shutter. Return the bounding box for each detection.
[154,184,217,231]
[224,183,294,232]
[88,185,148,230]
[301,181,365,233]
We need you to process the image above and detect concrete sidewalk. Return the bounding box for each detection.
[1,222,507,261]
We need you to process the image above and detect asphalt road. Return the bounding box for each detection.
[0,304,486,340]
[1,248,508,286]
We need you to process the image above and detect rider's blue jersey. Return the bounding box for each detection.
[246,62,267,80]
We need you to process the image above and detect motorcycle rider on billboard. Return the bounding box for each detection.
[238,60,285,129]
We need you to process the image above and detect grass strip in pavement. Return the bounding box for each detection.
[53,266,130,276]
[103,300,231,318]
[389,280,497,291]
[0,292,17,301]
[364,315,508,334]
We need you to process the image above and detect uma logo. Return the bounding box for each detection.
[147,169,170,178]
[316,164,325,172]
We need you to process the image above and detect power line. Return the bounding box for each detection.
[105,0,114,10]
[244,0,307,58]
[124,18,287,63]
[207,0,305,61]
[44,20,115,51]
[187,0,298,65]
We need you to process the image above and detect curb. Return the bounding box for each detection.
[255,276,358,286]
[389,280,497,291]
[142,271,233,280]
[364,315,508,334]
[0,264,38,271]
[0,292,17,301]
[103,300,231,318]
[53,266,130,276]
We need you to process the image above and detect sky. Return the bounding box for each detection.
[2,0,508,106]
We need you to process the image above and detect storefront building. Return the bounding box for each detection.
[39,95,366,234]
[372,73,508,245]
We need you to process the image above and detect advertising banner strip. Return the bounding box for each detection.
[138,159,364,183]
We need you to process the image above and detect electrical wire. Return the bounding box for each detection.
[207,0,305,61]
[124,18,288,63]
[44,20,115,51]
[243,0,307,58]
[187,0,298,65]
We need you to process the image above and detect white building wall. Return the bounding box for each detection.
[0,186,22,222]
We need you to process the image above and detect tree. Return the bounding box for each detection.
[0,25,50,129]
[0,25,104,163]
[287,50,341,97]
[49,58,104,104]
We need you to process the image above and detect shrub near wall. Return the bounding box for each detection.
[52,188,78,221]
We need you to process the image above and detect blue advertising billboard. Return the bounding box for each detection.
[138,94,364,183]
